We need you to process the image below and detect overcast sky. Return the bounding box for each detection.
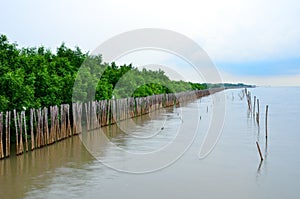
[1,0,300,86]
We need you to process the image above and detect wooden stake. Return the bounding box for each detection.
[23,111,28,152]
[67,105,71,136]
[256,141,264,161]
[256,99,260,125]
[30,109,35,150]
[84,103,89,131]
[253,96,256,117]
[44,107,49,144]
[265,105,269,139]
[17,112,24,155]
[7,111,11,157]
[0,112,3,159]
[5,111,10,157]
[13,110,19,155]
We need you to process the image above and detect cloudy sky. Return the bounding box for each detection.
[1,0,300,86]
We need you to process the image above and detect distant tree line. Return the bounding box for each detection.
[0,34,210,112]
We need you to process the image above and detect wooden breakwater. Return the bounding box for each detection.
[0,88,223,160]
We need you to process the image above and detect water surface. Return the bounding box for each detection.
[0,87,300,199]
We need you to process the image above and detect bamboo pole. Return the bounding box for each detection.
[5,111,10,157]
[13,110,19,155]
[246,91,252,111]
[60,105,63,139]
[77,103,81,133]
[30,109,35,150]
[34,109,39,148]
[18,112,24,155]
[265,105,269,139]
[72,104,77,135]
[44,107,49,144]
[84,103,89,131]
[22,111,28,152]
[40,108,44,146]
[36,109,41,148]
[253,96,256,117]
[53,106,56,141]
[54,106,59,141]
[54,106,58,140]
[49,106,53,143]
[0,112,3,159]
[256,99,260,125]
[8,111,11,157]
[63,105,67,138]
[256,141,264,161]
[67,105,71,137]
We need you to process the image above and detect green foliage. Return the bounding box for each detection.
[0,34,210,112]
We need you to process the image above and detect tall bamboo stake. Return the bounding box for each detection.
[30,109,35,150]
[60,105,64,139]
[22,111,28,152]
[256,99,260,125]
[84,103,89,131]
[36,109,41,148]
[13,110,19,155]
[0,112,3,159]
[72,104,77,135]
[44,107,49,144]
[5,111,10,157]
[50,107,53,142]
[67,105,71,136]
[33,109,38,148]
[253,96,256,117]
[265,105,269,139]
[18,112,24,155]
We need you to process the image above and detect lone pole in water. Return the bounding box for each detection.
[256,141,264,161]
[253,96,256,117]
[256,99,260,125]
[265,105,269,139]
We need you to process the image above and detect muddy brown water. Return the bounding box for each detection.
[0,87,300,199]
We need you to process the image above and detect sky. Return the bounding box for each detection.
[1,0,300,86]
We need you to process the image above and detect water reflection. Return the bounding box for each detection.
[0,105,183,199]
[1,88,300,199]
[0,136,94,199]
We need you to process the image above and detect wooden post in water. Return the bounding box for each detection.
[84,103,89,131]
[72,104,77,135]
[253,96,256,117]
[30,109,35,150]
[60,105,64,139]
[17,112,24,155]
[36,109,41,147]
[265,105,269,139]
[256,99,260,125]
[22,111,28,152]
[246,91,252,111]
[66,105,71,137]
[13,110,19,155]
[0,112,3,159]
[53,106,58,141]
[43,107,49,144]
[40,108,44,146]
[5,111,11,157]
[77,103,82,133]
[256,141,264,161]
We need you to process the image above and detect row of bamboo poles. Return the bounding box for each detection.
[0,88,222,160]
[243,88,269,162]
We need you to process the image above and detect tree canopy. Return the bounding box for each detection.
[0,34,209,112]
